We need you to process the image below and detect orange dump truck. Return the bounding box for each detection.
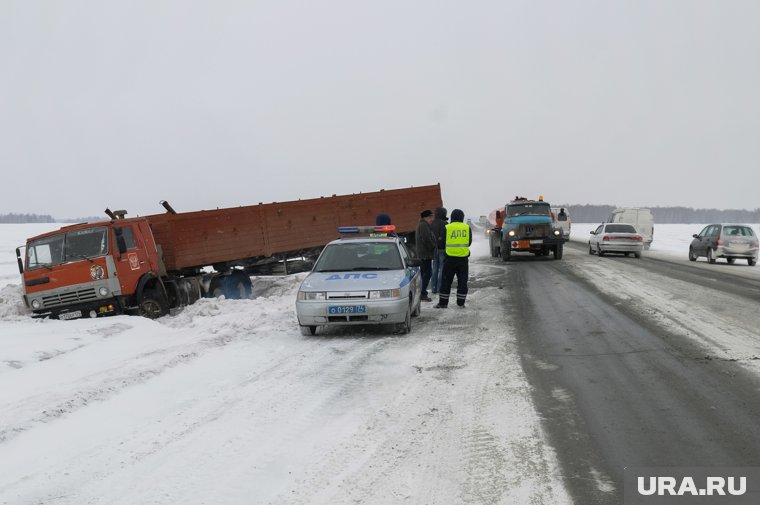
[17,184,442,320]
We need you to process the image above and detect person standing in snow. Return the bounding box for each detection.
[435,208,471,309]
[430,207,448,295]
[415,209,436,302]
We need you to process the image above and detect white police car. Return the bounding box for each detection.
[295,226,422,336]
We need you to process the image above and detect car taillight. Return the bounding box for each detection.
[603,236,610,241]
[716,238,721,246]
[633,235,643,241]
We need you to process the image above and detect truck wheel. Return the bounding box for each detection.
[138,290,169,319]
[501,243,511,262]
[493,245,500,257]
[553,244,563,260]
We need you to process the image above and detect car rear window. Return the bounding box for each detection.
[604,224,637,233]
[722,226,754,237]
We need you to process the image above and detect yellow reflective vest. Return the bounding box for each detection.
[445,222,471,257]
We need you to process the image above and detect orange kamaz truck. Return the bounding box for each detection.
[17,184,442,320]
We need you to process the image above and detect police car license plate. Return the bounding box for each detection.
[328,305,366,315]
[59,310,82,320]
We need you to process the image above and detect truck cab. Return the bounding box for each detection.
[488,196,567,261]
[20,219,167,319]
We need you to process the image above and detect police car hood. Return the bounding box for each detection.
[302,270,410,291]
[508,215,553,225]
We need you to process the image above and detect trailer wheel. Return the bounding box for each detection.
[225,272,252,299]
[138,289,169,319]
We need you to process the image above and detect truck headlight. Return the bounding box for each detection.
[99,287,109,297]
[508,230,516,237]
[553,230,561,236]
[369,289,401,299]
[298,291,326,301]
[31,299,41,309]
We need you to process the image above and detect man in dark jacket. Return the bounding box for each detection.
[415,210,436,301]
[430,207,448,294]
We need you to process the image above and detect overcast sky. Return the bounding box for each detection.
[1,0,759,219]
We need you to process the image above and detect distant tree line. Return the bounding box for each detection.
[0,213,55,223]
[0,213,103,224]
[558,205,760,224]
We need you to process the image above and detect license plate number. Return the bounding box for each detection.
[59,310,82,320]
[328,305,366,314]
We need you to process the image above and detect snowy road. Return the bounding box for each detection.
[0,236,570,505]
[2,226,760,504]
[507,241,760,504]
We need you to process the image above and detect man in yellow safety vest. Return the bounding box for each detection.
[434,208,472,309]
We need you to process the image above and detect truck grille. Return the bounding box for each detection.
[519,224,549,238]
[42,288,98,308]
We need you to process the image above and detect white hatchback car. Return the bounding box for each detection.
[588,223,644,258]
[295,228,422,336]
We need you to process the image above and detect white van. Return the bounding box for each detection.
[607,208,654,249]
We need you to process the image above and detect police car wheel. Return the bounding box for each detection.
[396,302,412,334]
[412,298,421,317]
[300,325,317,336]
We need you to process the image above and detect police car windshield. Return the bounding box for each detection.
[507,204,551,217]
[314,243,403,272]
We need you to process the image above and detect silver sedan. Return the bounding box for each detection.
[588,223,644,258]
[295,236,422,336]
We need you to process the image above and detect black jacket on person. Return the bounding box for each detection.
[415,219,436,260]
[432,207,448,251]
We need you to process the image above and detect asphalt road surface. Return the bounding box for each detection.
[472,241,760,504]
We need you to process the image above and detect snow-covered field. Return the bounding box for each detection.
[1,222,758,505]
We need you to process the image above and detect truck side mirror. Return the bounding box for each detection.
[16,247,24,274]
[114,228,128,254]
[495,210,501,220]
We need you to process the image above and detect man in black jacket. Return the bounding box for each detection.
[430,207,448,295]
[415,210,436,301]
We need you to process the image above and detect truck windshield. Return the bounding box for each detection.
[507,204,551,217]
[26,227,109,270]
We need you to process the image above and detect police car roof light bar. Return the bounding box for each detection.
[338,225,396,234]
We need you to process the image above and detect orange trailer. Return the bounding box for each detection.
[18,184,442,320]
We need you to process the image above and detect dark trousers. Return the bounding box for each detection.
[438,256,469,307]
[431,249,446,293]
[419,259,432,297]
